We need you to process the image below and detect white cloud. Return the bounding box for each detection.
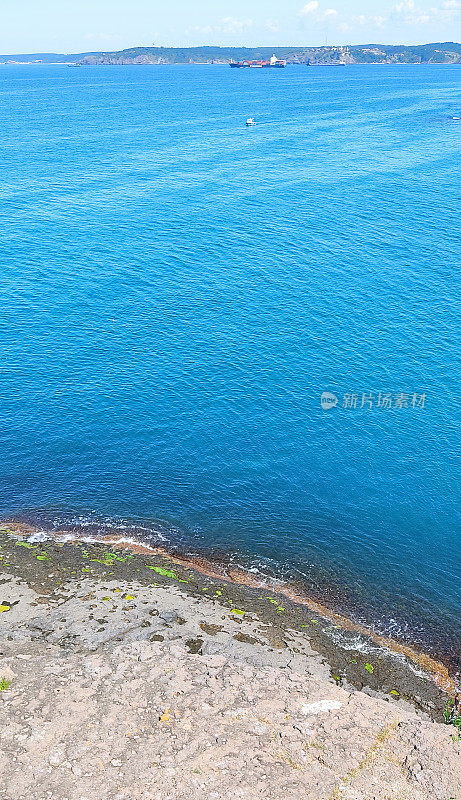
[432,0,461,17]
[221,17,254,34]
[393,0,460,23]
[299,2,319,16]
[355,13,386,26]
[298,3,340,22]
[265,18,280,32]
[295,0,460,34]
[187,17,254,37]
[188,24,213,35]
[393,0,429,22]
[189,0,460,43]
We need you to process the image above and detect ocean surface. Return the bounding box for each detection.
[0,63,459,669]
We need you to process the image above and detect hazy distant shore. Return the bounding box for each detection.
[1,41,460,66]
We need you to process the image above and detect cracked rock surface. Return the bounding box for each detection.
[1,573,460,800]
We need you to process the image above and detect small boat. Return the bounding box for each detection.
[246,118,256,126]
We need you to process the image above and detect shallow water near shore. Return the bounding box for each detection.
[0,64,460,674]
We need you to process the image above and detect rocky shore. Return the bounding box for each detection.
[1,524,460,799]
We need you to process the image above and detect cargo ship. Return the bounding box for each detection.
[230,54,286,68]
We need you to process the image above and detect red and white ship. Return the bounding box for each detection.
[230,54,286,69]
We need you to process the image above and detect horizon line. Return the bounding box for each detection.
[1,40,461,57]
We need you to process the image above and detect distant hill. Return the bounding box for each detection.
[1,43,460,66]
[0,52,98,64]
[78,42,461,66]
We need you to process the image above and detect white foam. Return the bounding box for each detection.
[26,532,161,550]
[27,531,52,543]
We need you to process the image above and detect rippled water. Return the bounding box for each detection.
[0,64,459,667]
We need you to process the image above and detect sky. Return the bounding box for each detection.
[1,0,460,54]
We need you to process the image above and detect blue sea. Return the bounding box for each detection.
[0,63,459,669]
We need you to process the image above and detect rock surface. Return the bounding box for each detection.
[1,572,460,800]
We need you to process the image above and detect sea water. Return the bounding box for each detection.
[0,63,459,668]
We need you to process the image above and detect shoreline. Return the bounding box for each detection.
[1,62,461,67]
[0,520,458,710]
[4,513,459,677]
[2,521,461,799]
